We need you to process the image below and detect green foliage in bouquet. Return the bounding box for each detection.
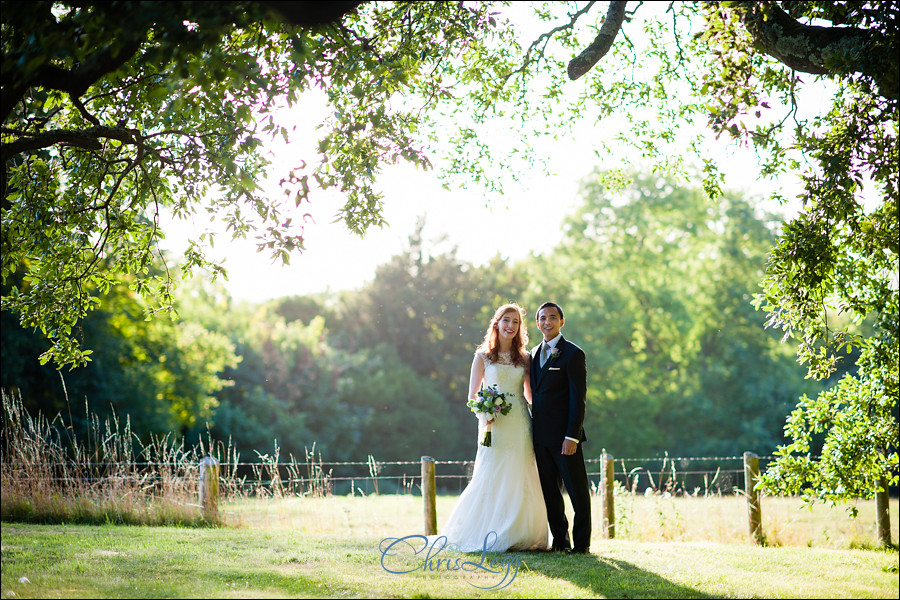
[467,384,512,447]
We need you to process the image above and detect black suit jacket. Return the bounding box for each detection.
[530,335,587,447]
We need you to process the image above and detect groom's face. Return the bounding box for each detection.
[536,306,564,341]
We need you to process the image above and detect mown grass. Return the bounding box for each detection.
[1,518,897,599]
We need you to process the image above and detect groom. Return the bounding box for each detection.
[530,301,591,554]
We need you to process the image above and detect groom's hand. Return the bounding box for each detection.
[561,439,578,456]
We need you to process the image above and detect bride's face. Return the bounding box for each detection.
[496,311,520,342]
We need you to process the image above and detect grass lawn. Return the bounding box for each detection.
[2,494,898,599]
[1,522,897,599]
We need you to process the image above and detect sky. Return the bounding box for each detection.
[160,112,604,303]
[158,5,828,305]
[159,109,801,305]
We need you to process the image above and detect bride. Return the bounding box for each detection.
[433,303,548,552]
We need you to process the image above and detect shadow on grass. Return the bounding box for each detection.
[523,551,714,599]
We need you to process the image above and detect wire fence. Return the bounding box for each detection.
[603,454,782,497]
[2,453,783,498]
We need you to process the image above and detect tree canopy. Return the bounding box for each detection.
[2,1,897,503]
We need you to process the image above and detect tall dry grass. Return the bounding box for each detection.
[0,390,342,526]
[1,390,230,525]
[605,453,897,549]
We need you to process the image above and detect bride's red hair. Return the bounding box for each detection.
[477,303,530,367]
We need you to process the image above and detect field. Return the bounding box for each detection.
[2,494,897,599]
[223,492,898,549]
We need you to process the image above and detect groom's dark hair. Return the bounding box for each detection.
[536,301,564,321]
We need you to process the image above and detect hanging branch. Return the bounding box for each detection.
[567,0,629,80]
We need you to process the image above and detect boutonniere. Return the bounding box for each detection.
[548,347,560,363]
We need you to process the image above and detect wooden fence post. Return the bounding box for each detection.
[199,456,219,520]
[422,456,437,535]
[743,451,762,544]
[599,451,615,539]
[876,475,891,547]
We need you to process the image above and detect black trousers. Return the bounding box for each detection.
[534,442,592,550]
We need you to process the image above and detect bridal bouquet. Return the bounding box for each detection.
[467,384,512,446]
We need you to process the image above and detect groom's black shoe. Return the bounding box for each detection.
[566,547,590,555]
[549,545,569,553]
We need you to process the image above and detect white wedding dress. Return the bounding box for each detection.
[432,352,549,552]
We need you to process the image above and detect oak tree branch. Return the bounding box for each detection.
[734,2,897,99]
[567,0,629,81]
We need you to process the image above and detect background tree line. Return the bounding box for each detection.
[2,172,852,464]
